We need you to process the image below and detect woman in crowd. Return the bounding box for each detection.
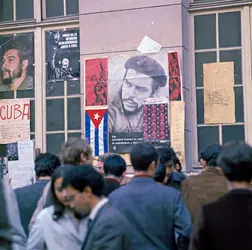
[27,166,87,250]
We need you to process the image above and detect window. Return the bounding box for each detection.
[44,0,79,19]
[194,11,244,156]
[0,0,34,22]
[45,28,81,154]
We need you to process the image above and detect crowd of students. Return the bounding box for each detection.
[0,137,251,250]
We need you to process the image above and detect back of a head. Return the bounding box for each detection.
[217,142,252,183]
[35,153,61,178]
[59,138,92,166]
[154,164,166,183]
[104,154,126,177]
[62,165,104,197]
[98,153,112,163]
[199,143,223,167]
[159,147,176,165]
[130,142,158,171]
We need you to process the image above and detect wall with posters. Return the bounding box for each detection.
[80,1,192,169]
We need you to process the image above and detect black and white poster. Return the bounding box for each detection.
[0,33,34,92]
[46,29,80,92]
[108,53,169,153]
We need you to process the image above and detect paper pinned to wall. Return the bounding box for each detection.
[0,98,30,143]
[0,140,35,188]
[203,62,235,124]
[137,36,162,54]
[170,101,186,168]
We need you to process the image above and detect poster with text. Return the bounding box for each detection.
[0,33,34,92]
[46,29,80,95]
[0,98,30,143]
[203,62,235,124]
[108,52,169,153]
[0,140,35,188]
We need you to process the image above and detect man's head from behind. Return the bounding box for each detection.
[59,138,93,166]
[35,153,61,180]
[217,142,252,186]
[62,165,104,217]
[104,154,126,181]
[1,42,30,86]
[96,153,112,175]
[159,147,176,181]
[199,143,223,168]
[122,55,167,113]
[130,142,159,176]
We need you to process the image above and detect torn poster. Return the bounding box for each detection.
[85,108,108,156]
[85,58,108,106]
[203,62,235,124]
[168,52,182,101]
[0,98,30,143]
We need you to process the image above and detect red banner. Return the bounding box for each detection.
[168,52,182,101]
[85,58,108,106]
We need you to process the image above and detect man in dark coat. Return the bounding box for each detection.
[15,153,60,235]
[61,165,132,250]
[103,154,126,196]
[109,142,191,250]
[190,142,252,250]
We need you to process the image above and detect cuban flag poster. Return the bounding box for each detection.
[85,108,108,156]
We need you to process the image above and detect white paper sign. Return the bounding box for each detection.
[137,36,162,54]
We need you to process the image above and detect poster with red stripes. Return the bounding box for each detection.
[85,58,108,106]
[168,52,182,101]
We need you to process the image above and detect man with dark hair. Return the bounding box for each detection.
[15,153,60,235]
[109,55,167,133]
[158,147,185,189]
[181,143,228,224]
[61,165,132,250]
[109,142,191,250]
[103,154,126,196]
[190,142,252,250]
[0,39,33,91]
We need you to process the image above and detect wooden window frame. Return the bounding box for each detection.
[189,7,251,167]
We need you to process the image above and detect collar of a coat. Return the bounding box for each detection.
[202,167,222,176]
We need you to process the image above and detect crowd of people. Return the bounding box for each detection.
[0,137,251,250]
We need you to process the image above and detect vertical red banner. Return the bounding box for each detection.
[85,58,108,106]
[168,52,182,101]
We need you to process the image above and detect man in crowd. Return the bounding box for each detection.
[190,142,252,250]
[0,40,33,91]
[62,165,132,250]
[0,180,12,250]
[109,142,191,250]
[181,143,228,223]
[109,55,167,133]
[103,154,127,196]
[95,153,112,175]
[1,180,27,250]
[159,147,185,189]
[29,138,93,230]
[15,153,60,235]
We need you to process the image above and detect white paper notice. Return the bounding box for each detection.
[18,140,35,162]
[8,161,35,189]
[137,36,162,54]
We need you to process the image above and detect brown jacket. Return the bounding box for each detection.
[181,167,228,224]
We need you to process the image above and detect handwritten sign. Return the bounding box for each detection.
[203,62,235,124]
[0,99,30,143]
[170,101,185,167]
